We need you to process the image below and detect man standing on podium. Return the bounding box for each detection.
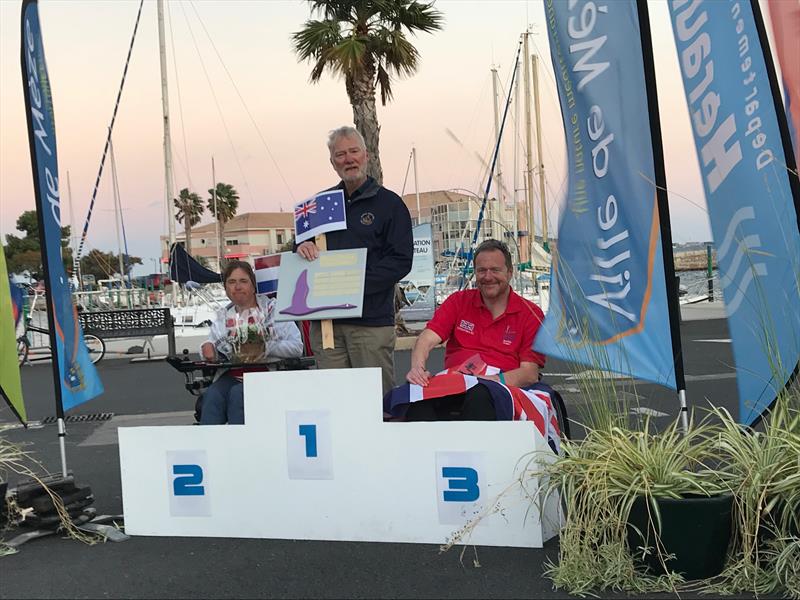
[296,126,413,397]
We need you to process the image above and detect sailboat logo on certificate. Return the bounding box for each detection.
[279,270,356,317]
[274,249,367,323]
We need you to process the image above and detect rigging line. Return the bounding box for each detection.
[109,141,132,283]
[167,1,194,190]
[81,242,116,279]
[177,0,257,212]
[443,73,492,192]
[400,150,413,197]
[77,0,145,263]
[462,39,524,285]
[188,0,296,203]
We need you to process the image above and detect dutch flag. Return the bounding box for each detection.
[254,253,281,296]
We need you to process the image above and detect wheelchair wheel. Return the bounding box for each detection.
[17,336,29,366]
[84,334,105,364]
[551,390,571,441]
[194,394,203,423]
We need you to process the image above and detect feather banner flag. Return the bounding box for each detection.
[668,0,800,424]
[21,0,103,412]
[767,0,800,158]
[0,248,26,425]
[533,0,677,389]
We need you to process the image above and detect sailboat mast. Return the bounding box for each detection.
[512,57,523,288]
[532,54,548,249]
[491,66,505,244]
[412,145,421,223]
[522,32,536,265]
[108,136,127,281]
[66,170,82,289]
[212,156,221,270]
[157,0,176,298]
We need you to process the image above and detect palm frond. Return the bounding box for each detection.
[307,0,358,22]
[375,63,393,105]
[373,0,444,34]
[377,28,420,77]
[291,19,343,61]
[323,37,369,79]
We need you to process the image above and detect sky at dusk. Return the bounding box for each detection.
[1,0,777,277]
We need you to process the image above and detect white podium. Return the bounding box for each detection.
[119,368,561,547]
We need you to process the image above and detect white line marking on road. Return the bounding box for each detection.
[630,407,669,417]
[695,339,732,343]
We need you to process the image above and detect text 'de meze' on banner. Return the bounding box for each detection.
[534,0,676,388]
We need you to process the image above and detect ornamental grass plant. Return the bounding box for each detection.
[539,371,800,597]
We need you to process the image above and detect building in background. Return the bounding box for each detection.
[401,190,517,267]
[161,212,294,272]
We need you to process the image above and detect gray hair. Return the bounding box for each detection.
[327,126,366,154]
[474,239,513,271]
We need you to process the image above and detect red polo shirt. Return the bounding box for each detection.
[426,289,546,372]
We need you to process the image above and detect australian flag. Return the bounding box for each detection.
[294,189,347,244]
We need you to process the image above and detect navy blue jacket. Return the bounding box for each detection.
[299,177,413,327]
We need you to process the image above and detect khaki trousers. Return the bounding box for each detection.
[309,322,396,397]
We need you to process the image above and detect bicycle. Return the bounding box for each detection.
[16,287,106,366]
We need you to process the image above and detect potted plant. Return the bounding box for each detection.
[709,398,800,596]
[538,375,799,596]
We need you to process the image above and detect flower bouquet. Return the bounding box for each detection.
[228,314,270,364]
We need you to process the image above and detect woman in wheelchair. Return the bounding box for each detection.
[199,260,303,424]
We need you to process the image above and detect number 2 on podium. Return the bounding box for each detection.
[298,424,318,457]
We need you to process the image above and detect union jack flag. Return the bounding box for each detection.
[294,198,317,219]
[384,368,562,454]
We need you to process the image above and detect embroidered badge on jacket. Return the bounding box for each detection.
[360,212,375,226]
[502,326,516,345]
[458,319,475,333]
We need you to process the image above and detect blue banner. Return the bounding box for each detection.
[533,0,677,389]
[669,0,800,424]
[21,0,103,411]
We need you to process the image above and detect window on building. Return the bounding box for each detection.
[276,231,284,245]
[227,239,239,246]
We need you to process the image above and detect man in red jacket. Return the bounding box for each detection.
[403,239,546,420]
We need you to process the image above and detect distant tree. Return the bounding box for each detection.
[207,182,239,265]
[173,188,205,255]
[6,250,42,276]
[80,249,142,281]
[292,0,444,184]
[279,237,296,253]
[4,209,72,274]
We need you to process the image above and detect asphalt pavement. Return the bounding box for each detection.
[0,313,752,599]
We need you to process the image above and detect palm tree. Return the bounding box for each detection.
[173,188,204,255]
[207,182,240,264]
[292,0,444,184]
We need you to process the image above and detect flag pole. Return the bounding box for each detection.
[315,234,334,349]
[637,0,689,432]
[20,0,69,475]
